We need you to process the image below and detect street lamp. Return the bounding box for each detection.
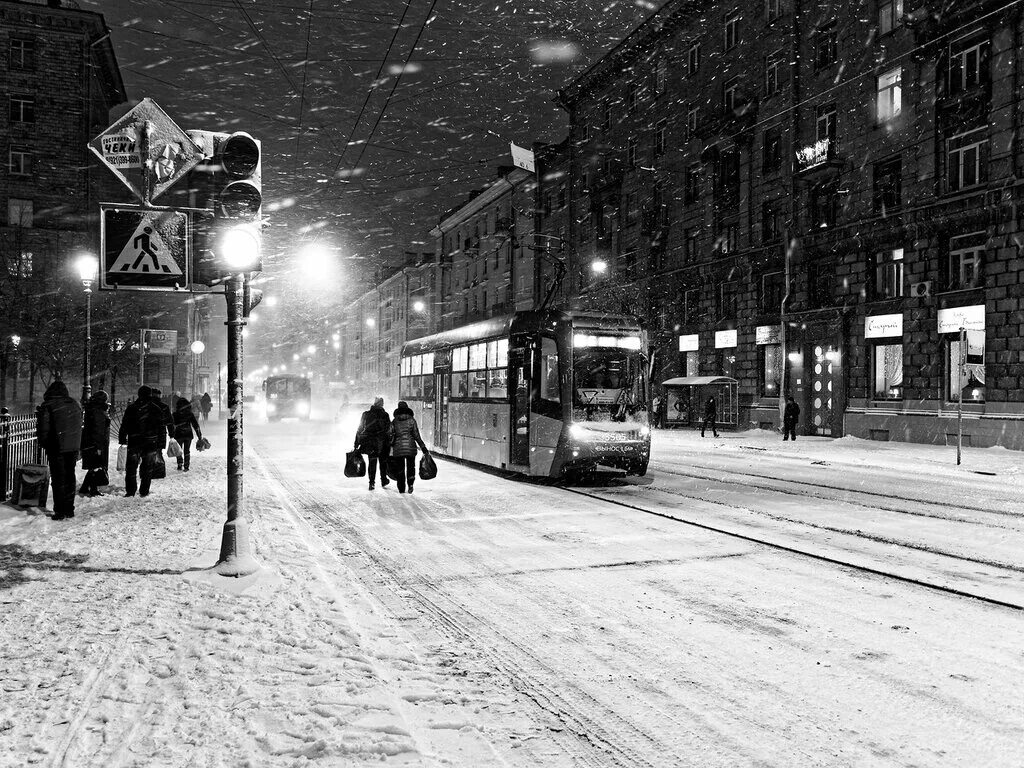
[190,340,205,395]
[75,254,99,403]
[591,259,608,275]
[412,299,426,313]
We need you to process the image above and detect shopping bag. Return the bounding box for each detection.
[418,452,437,481]
[94,468,110,487]
[344,451,366,478]
[196,437,211,452]
[116,445,128,472]
[386,457,401,481]
[150,450,167,480]
[167,439,183,459]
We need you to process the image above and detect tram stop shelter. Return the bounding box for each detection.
[661,376,739,430]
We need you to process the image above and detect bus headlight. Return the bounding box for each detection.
[266,402,277,414]
[570,423,591,440]
[639,425,650,437]
[296,402,310,416]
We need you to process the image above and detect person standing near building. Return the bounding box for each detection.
[651,393,663,429]
[118,386,166,497]
[700,396,719,438]
[783,395,801,441]
[388,400,429,494]
[200,392,213,423]
[354,397,391,490]
[172,396,203,471]
[35,381,83,520]
[79,390,111,497]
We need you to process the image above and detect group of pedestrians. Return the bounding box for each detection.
[648,391,801,440]
[353,398,429,494]
[34,381,207,519]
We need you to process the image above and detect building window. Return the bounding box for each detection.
[760,344,783,396]
[602,99,612,130]
[684,288,700,323]
[718,222,739,254]
[684,164,700,205]
[8,148,32,176]
[766,0,782,21]
[655,58,668,95]
[815,104,837,146]
[947,129,987,192]
[761,271,784,314]
[723,77,740,114]
[724,15,740,50]
[949,35,989,95]
[873,343,904,399]
[688,42,701,75]
[623,192,639,225]
[815,26,838,69]
[717,150,740,208]
[7,198,33,228]
[9,38,34,70]
[685,351,699,377]
[947,337,985,402]
[684,228,699,262]
[873,157,902,214]
[627,80,640,112]
[8,251,33,278]
[762,201,780,243]
[808,261,832,307]
[654,119,667,157]
[944,234,984,291]
[809,180,839,229]
[719,282,738,318]
[626,136,637,167]
[686,107,698,141]
[876,67,902,122]
[873,247,904,299]
[878,0,903,35]
[763,127,783,172]
[718,349,736,378]
[765,58,780,96]
[9,95,34,124]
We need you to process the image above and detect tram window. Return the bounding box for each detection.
[423,353,434,374]
[539,337,560,403]
[469,370,487,398]
[411,356,423,375]
[423,375,435,400]
[469,343,487,370]
[488,368,508,398]
[400,376,413,399]
[453,372,469,397]
[453,347,469,371]
[401,357,411,376]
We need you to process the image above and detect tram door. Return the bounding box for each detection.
[434,372,449,451]
[509,347,531,466]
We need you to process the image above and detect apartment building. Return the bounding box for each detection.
[551,0,1024,448]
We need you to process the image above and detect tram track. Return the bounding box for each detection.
[559,483,1024,612]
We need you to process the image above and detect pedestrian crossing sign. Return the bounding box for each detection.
[100,204,192,291]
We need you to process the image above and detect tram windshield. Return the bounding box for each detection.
[572,346,647,422]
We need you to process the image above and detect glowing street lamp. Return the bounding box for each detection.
[412,299,426,313]
[591,259,608,275]
[75,254,99,402]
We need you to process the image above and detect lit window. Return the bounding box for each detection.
[7,198,32,228]
[876,67,902,122]
[873,343,903,399]
[878,0,903,35]
[948,337,985,402]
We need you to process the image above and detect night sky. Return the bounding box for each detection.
[81,0,656,298]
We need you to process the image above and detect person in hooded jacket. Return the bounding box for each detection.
[200,392,213,422]
[354,397,391,490]
[118,386,167,497]
[79,390,111,497]
[36,381,83,519]
[701,396,719,438]
[172,396,203,471]
[388,400,429,494]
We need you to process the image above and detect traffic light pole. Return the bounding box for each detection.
[215,273,260,576]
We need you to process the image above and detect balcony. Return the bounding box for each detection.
[795,138,842,176]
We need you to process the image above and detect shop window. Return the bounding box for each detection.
[878,0,903,35]
[760,344,783,396]
[718,349,736,378]
[946,129,987,192]
[873,343,903,399]
[539,337,560,402]
[876,68,902,122]
[873,248,904,299]
[947,337,985,402]
[944,235,984,291]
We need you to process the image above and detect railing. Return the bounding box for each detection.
[0,410,41,501]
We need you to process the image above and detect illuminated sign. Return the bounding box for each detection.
[865,314,903,339]
[678,334,699,352]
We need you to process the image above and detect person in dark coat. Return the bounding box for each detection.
[172,397,203,471]
[118,386,169,497]
[700,396,719,438]
[354,397,391,490]
[36,381,83,519]
[79,390,111,497]
[783,395,801,441]
[200,392,213,423]
[388,400,429,494]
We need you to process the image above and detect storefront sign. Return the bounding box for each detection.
[755,325,780,345]
[678,334,699,352]
[865,313,903,339]
[937,305,985,334]
[715,329,737,349]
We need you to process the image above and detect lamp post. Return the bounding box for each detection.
[75,254,99,403]
[190,340,205,396]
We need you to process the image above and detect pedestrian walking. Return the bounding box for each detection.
[35,381,83,520]
[200,392,213,423]
[79,390,111,497]
[783,395,801,441]
[388,400,429,494]
[700,396,719,438]
[118,386,168,497]
[150,387,175,452]
[651,394,663,429]
[354,397,391,490]
[172,397,203,471]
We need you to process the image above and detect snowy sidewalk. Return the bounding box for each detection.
[0,429,501,767]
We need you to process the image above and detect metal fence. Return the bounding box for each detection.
[1,411,41,501]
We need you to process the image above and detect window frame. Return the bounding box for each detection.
[873,157,903,214]
[766,0,782,21]
[762,127,783,173]
[9,38,34,71]
[814,26,838,70]
[723,77,740,114]
[684,164,700,205]
[872,342,904,400]
[946,129,987,192]
[724,14,740,51]
[9,95,35,124]
[7,147,32,176]
[765,57,780,97]
[654,119,667,157]
[878,0,903,35]
[7,198,33,228]
[759,343,783,397]
[947,336,985,403]
[876,67,902,123]
[945,235,984,292]
[687,42,701,75]
[873,247,904,299]
[948,34,988,95]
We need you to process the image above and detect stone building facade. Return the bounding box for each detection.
[547,0,1024,448]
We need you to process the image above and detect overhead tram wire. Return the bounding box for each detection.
[291,0,316,178]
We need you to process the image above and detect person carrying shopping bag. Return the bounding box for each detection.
[79,390,111,496]
[354,397,391,490]
[388,400,429,494]
[172,396,203,471]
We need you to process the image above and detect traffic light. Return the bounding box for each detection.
[189,130,263,286]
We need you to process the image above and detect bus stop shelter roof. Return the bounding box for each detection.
[661,376,738,386]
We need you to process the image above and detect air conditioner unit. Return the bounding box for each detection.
[910,280,932,298]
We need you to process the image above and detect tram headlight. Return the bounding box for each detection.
[639,425,650,437]
[266,402,277,414]
[570,423,590,440]
[296,401,310,416]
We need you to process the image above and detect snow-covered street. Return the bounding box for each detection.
[2,419,1022,767]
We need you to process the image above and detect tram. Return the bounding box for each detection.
[399,310,650,478]
[262,374,312,421]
